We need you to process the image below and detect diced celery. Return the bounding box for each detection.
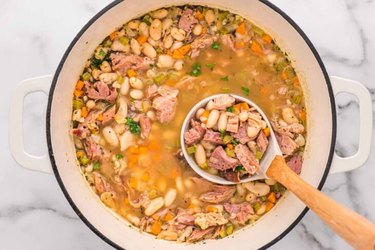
[119,36,129,46]
[225,224,234,235]
[291,94,302,105]
[225,148,235,158]
[102,38,113,48]
[252,202,261,212]
[73,100,83,110]
[93,162,101,171]
[284,66,296,78]
[153,73,167,84]
[200,162,208,169]
[117,74,125,84]
[255,151,263,160]
[218,11,229,21]
[219,228,227,238]
[274,60,288,74]
[187,146,196,154]
[142,15,152,25]
[81,72,91,81]
[251,25,264,36]
[80,155,89,165]
[223,135,233,144]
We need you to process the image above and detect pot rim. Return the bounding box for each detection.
[46,0,337,249]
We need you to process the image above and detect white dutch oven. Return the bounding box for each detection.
[9,0,373,249]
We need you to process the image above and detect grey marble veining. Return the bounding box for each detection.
[1,0,374,249]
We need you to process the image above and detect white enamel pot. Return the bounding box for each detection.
[9,0,373,249]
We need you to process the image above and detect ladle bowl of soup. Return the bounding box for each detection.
[9,0,373,249]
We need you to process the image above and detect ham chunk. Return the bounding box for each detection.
[84,136,106,160]
[102,105,116,124]
[202,130,224,145]
[184,119,206,145]
[226,115,239,133]
[191,34,217,58]
[194,212,228,230]
[146,84,159,98]
[140,116,152,139]
[287,154,302,174]
[85,81,117,102]
[220,171,240,182]
[187,227,216,243]
[178,8,198,33]
[93,172,112,194]
[232,123,253,144]
[208,146,239,171]
[224,202,254,225]
[234,144,259,175]
[199,185,236,204]
[152,95,177,123]
[256,130,269,154]
[110,53,154,73]
[275,133,298,156]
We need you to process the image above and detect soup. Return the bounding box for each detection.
[71,5,306,242]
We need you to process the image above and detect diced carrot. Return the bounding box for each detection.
[151,220,162,235]
[152,213,160,221]
[201,26,207,35]
[127,69,137,77]
[280,69,288,80]
[76,151,84,158]
[97,113,103,121]
[262,34,273,44]
[233,103,243,114]
[227,144,233,150]
[263,127,270,137]
[109,31,117,41]
[129,177,137,188]
[172,44,191,59]
[149,140,161,151]
[265,201,275,212]
[250,40,263,54]
[166,49,173,56]
[206,206,219,213]
[241,102,250,110]
[137,35,148,45]
[236,22,246,35]
[267,192,276,203]
[129,146,140,154]
[81,107,88,118]
[164,212,174,221]
[123,198,129,205]
[195,11,204,20]
[234,40,245,49]
[74,90,83,97]
[139,147,148,154]
[141,172,149,182]
[75,80,84,91]
[300,110,307,122]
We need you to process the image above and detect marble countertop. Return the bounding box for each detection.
[1,0,374,249]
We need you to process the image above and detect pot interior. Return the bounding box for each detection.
[48,0,334,249]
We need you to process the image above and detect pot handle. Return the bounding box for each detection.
[9,75,53,174]
[329,76,373,174]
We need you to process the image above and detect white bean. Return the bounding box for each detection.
[120,131,135,151]
[146,110,156,121]
[164,188,177,207]
[295,134,306,146]
[174,60,184,70]
[236,184,246,196]
[127,20,140,30]
[218,113,228,131]
[175,176,185,194]
[206,110,220,129]
[130,38,141,55]
[100,61,112,73]
[247,126,260,138]
[129,77,144,89]
[149,19,162,41]
[239,111,249,122]
[170,41,183,52]
[102,126,119,147]
[72,109,81,121]
[244,182,270,197]
[111,39,129,52]
[282,107,299,124]
[114,97,128,124]
[126,213,140,226]
[142,42,157,58]
[245,193,256,202]
[144,197,164,216]
[114,123,126,135]
[170,27,186,41]
[193,24,203,36]
[92,69,101,80]
[196,108,205,119]
[205,10,216,25]
[195,144,207,167]
[99,73,117,84]
[86,100,95,110]
[163,34,173,49]
[120,77,130,95]
[150,9,168,19]
[157,54,174,68]
[138,22,149,37]
[265,179,277,185]
[100,192,115,208]
[206,100,215,111]
[162,18,173,33]
[256,204,267,215]
[129,89,144,99]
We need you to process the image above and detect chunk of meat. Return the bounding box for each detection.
[234,144,259,175]
[157,85,179,97]
[190,34,218,58]
[93,172,112,194]
[224,202,254,225]
[146,84,159,99]
[199,185,236,204]
[85,81,117,102]
[152,95,178,123]
[271,119,304,138]
[177,226,194,242]
[187,227,216,243]
[226,115,239,133]
[178,8,198,33]
[176,213,196,225]
[208,146,239,171]
[84,136,106,160]
[72,110,102,139]
[139,116,152,139]
[256,130,269,154]
[287,154,302,174]
[221,34,235,51]
[194,212,228,230]
[127,191,150,209]
[232,123,253,144]
[212,94,236,110]
[202,130,224,145]
[220,171,240,182]
[184,119,206,145]
[102,105,116,124]
[72,125,90,139]
[275,133,299,156]
[110,53,154,73]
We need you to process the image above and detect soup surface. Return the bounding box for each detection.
[71,5,306,243]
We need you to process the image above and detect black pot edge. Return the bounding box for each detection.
[45,0,337,249]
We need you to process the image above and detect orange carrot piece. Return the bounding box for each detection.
[74,90,83,97]
[250,40,263,54]
[267,192,276,203]
[265,201,275,212]
[236,22,246,35]
[280,69,288,80]
[300,110,307,121]
[97,113,103,121]
[227,144,234,150]
[164,212,174,221]
[195,11,204,20]
[127,69,137,77]
[262,34,273,44]
[240,102,250,110]
[234,41,245,49]
[109,31,117,41]
[172,44,191,59]
[75,80,84,91]
[263,127,270,137]
[151,221,162,235]
[137,35,148,45]
[81,107,88,118]
[76,151,84,158]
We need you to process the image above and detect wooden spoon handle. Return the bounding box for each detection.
[267,155,375,250]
